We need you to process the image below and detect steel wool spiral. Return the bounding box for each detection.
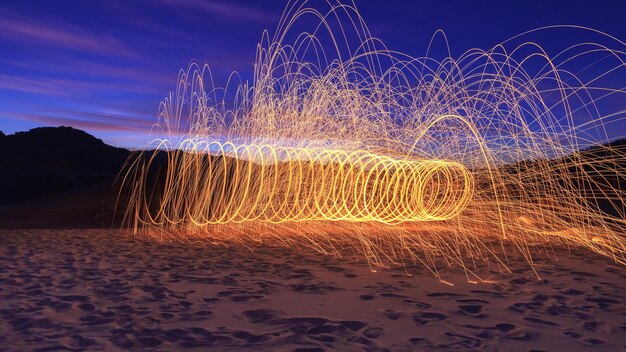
[145,142,474,225]
[118,1,626,274]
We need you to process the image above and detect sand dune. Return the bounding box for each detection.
[0,229,624,351]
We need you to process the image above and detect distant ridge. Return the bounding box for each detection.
[0,127,132,228]
[1,126,128,174]
[1,126,129,205]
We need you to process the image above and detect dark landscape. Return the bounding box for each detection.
[0,127,128,228]
[1,0,626,351]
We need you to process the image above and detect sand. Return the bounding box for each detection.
[0,229,624,351]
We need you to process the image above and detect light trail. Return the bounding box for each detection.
[118,1,626,277]
[126,142,473,225]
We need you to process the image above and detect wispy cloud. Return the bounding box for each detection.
[1,56,175,91]
[0,11,137,58]
[8,110,155,133]
[154,0,275,24]
[0,72,168,96]
[6,109,165,148]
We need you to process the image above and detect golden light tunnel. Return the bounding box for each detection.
[150,142,474,226]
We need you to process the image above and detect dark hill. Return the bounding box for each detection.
[0,127,130,228]
[1,126,128,172]
[1,126,129,204]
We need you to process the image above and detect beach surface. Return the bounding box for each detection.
[0,229,625,351]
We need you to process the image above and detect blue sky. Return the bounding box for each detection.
[1,0,624,147]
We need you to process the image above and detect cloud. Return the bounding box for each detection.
[5,110,194,148]
[0,72,167,96]
[1,56,175,92]
[8,110,155,133]
[0,12,137,58]
[155,0,275,24]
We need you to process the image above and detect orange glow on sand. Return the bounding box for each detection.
[118,2,625,278]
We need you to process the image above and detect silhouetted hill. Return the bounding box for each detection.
[2,126,128,176]
[0,126,130,227]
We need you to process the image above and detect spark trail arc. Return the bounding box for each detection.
[119,1,626,275]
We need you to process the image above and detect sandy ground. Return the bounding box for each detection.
[0,229,624,351]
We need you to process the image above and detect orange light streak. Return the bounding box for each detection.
[117,1,626,276]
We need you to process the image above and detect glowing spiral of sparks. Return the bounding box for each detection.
[119,1,626,276]
[141,142,473,225]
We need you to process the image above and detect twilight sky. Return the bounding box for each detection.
[1,0,625,148]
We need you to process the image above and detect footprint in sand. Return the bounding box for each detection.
[494,323,537,341]
[458,304,486,318]
[241,308,281,323]
[412,312,447,325]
